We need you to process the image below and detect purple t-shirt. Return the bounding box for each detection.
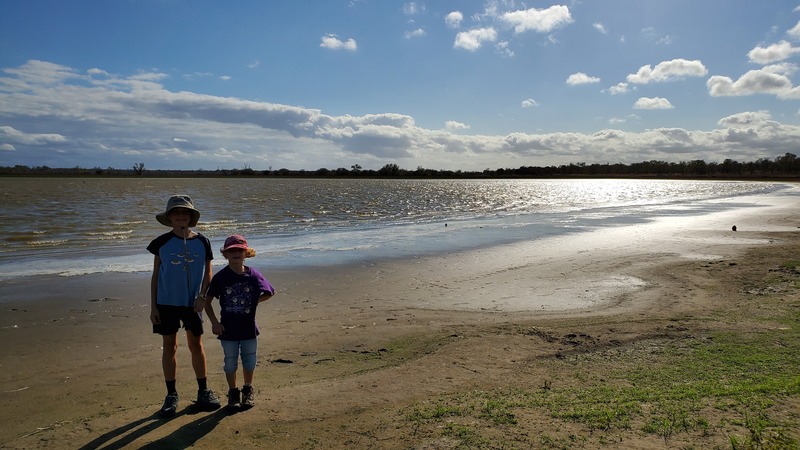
[207,265,275,341]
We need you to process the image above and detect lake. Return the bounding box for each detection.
[0,177,794,281]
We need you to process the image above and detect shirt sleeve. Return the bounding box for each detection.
[253,269,275,296]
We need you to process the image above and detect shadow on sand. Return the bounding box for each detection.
[78,405,234,450]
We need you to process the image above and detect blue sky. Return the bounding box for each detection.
[1,1,800,171]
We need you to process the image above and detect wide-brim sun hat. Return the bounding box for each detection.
[156,195,200,227]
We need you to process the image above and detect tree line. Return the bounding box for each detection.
[2,153,799,179]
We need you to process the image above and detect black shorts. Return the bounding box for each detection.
[153,305,204,336]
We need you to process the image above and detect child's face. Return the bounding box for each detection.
[223,248,246,262]
[168,208,192,227]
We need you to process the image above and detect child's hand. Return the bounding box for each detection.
[150,309,160,325]
[212,322,224,336]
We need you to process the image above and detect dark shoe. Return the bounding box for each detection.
[160,393,178,417]
[196,388,221,411]
[241,385,255,409]
[227,388,241,408]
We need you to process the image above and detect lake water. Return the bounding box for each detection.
[0,177,795,281]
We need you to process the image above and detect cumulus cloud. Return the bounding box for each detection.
[566,72,601,85]
[521,98,538,108]
[500,5,573,34]
[2,60,800,171]
[320,34,357,51]
[718,110,773,127]
[788,21,800,39]
[707,63,800,98]
[607,82,629,95]
[445,11,463,28]
[405,28,426,39]
[747,40,800,64]
[633,97,674,109]
[627,59,708,84]
[454,27,497,51]
[445,120,470,130]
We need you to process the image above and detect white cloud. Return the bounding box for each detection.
[2,60,800,171]
[87,68,109,77]
[496,41,514,57]
[445,120,470,130]
[747,40,800,64]
[405,28,426,39]
[788,21,800,39]
[247,60,260,69]
[608,114,640,125]
[403,2,424,15]
[454,27,497,51]
[521,98,538,108]
[657,35,673,45]
[707,64,800,98]
[501,5,573,34]
[320,34,358,51]
[445,11,463,28]
[566,72,601,85]
[633,97,674,109]
[717,110,772,127]
[593,23,607,34]
[607,82,629,95]
[627,59,708,84]
[0,125,66,144]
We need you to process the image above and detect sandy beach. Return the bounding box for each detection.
[1,191,798,449]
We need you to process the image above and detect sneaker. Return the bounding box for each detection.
[196,388,221,411]
[241,385,255,409]
[227,388,241,408]
[160,393,179,417]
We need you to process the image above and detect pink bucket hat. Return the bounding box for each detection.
[221,234,256,257]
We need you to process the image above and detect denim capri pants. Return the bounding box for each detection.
[220,338,258,373]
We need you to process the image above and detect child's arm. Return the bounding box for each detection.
[194,259,213,313]
[150,256,161,324]
[203,295,224,336]
[257,292,273,303]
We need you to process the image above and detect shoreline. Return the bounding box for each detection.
[0,192,798,448]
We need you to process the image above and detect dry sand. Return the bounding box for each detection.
[0,191,798,449]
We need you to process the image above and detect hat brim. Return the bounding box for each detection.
[221,245,256,258]
[156,209,200,227]
[221,244,249,252]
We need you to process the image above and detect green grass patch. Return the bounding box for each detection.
[400,257,800,448]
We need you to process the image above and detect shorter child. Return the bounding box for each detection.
[205,234,275,410]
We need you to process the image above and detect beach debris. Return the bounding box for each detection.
[270,358,293,364]
[732,225,737,231]
[4,386,30,393]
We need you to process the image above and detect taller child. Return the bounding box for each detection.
[147,195,221,417]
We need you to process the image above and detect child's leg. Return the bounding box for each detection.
[240,338,258,386]
[186,329,207,379]
[162,333,178,382]
[239,339,258,408]
[220,340,241,389]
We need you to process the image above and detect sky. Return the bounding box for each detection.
[2,1,800,172]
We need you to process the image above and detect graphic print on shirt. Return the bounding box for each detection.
[223,282,253,315]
